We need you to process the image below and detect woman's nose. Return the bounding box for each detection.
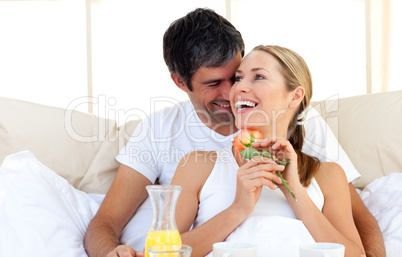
[235,80,250,93]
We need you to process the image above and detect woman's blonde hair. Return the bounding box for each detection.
[253,45,319,186]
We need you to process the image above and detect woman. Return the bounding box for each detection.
[171,45,365,257]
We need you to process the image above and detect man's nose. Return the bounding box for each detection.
[221,80,234,99]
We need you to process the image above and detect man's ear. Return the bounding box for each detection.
[171,73,189,93]
[289,86,305,109]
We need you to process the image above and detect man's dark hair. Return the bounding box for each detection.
[163,8,245,91]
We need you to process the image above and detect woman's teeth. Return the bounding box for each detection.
[235,100,256,111]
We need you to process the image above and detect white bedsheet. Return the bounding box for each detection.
[360,173,402,257]
[205,215,315,257]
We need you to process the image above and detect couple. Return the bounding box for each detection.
[172,45,363,257]
[85,8,384,257]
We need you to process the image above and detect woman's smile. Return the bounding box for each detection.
[234,98,258,113]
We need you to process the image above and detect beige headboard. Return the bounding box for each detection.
[0,96,139,194]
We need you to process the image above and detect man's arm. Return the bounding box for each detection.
[85,164,152,257]
[349,183,386,257]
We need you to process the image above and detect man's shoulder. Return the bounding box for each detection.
[143,100,193,121]
[136,100,190,127]
[303,105,327,133]
[131,100,200,144]
[304,105,322,123]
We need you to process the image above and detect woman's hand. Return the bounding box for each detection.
[232,156,284,217]
[252,137,301,195]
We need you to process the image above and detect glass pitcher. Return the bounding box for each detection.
[144,185,182,257]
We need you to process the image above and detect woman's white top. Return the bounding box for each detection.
[195,146,324,257]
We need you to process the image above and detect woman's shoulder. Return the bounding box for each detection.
[315,162,347,181]
[179,146,232,168]
[314,162,349,194]
[175,150,218,181]
[180,150,218,165]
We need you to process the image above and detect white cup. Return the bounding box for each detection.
[213,242,258,257]
[299,242,345,257]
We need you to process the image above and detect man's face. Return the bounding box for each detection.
[186,52,242,133]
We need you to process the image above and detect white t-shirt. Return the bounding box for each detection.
[116,100,236,185]
[116,100,361,250]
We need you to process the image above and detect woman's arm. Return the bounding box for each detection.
[172,151,284,257]
[171,151,244,257]
[286,162,365,257]
[270,138,365,257]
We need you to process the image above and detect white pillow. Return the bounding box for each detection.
[0,151,103,257]
[77,119,140,193]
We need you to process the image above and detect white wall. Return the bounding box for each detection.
[1,0,400,125]
[89,0,226,124]
[0,1,88,110]
[231,0,367,102]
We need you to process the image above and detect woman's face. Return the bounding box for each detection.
[230,50,294,133]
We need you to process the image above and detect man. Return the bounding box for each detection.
[84,8,385,257]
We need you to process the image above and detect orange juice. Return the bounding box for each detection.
[144,229,182,257]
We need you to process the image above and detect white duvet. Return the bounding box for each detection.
[1,151,401,256]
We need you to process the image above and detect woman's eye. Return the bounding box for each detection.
[255,75,265,80]
[234,76,242,82]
